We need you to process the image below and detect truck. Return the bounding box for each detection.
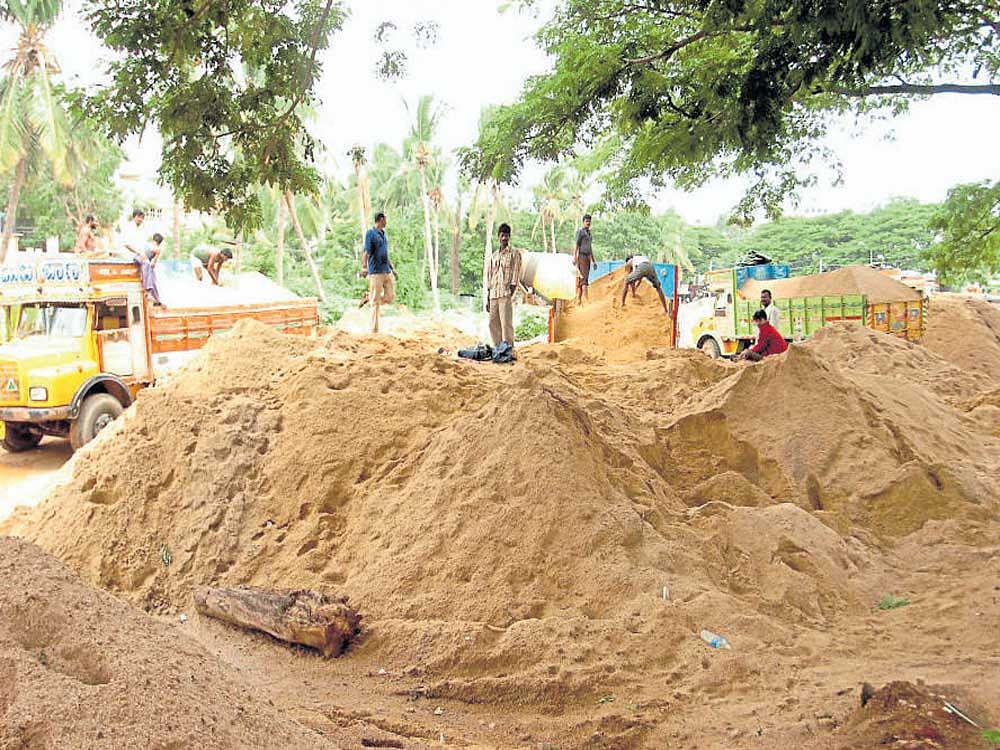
[681,263,926,358]
[0,255,319,452]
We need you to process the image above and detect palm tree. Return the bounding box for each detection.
[532,166,569,253]
[348,144,370,261]
[0,0,72,261]
[403,95,445,314]
[283,189,329,304]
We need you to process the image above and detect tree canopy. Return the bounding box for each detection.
[465,1,999,225]
[83,0,348,233]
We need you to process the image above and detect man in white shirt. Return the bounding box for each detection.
[761,289,781,329]
[622,254,670,315]
[120,209,147,257]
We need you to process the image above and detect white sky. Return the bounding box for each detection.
[5,0,1000,225]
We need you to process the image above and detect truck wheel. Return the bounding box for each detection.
[700,337,722,359]
[2,423,42,453]
[70,394,124,451]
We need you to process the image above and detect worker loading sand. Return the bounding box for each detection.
[554,265,678,362]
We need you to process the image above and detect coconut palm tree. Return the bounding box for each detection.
[532,166,570,253]
[348,144,370,261]
[0,0,73,260]
[402,95,445,314]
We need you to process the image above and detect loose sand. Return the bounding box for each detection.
[3,284,999,747]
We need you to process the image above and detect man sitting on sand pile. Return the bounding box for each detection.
[739,309,788,361]
[621,254,670,316]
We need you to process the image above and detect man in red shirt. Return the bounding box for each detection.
[740,310,788,361]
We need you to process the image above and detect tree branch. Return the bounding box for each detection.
[831,82,1000,96]
[627,29,710,66]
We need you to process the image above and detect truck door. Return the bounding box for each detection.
[127,291,150,381]
[95,299,133,377]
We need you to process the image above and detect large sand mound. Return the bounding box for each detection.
[0,537,327,749]
[554,267,675,362]
[923,294,1000,376]
[9,299,1000,722]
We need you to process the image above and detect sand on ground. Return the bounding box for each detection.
[2,284,998,748]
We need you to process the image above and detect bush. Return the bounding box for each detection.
[515,311,548,342]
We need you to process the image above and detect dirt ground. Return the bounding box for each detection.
[0,439,73,522]
[1,290,999,749]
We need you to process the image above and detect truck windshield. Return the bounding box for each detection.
[16,304,88,340]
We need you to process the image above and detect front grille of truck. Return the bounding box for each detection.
[0,363,20,404]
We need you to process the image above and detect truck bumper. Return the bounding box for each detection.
[0,406,73,423]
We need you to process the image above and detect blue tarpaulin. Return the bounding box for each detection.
[590,260,677,294]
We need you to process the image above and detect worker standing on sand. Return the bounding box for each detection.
[74,214,99,256]
[127,232,163,305]
[574,214,596,305]
[362,212,396,334]
[761,289,781,328]
[120,209,146,257]
[486,223,523,348]
[739,310,788,362]
[191,247,233,286]
[622,254,670,316]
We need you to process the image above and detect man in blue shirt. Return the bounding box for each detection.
[362,212,396,333]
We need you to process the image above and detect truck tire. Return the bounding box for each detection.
[70,393,124,451]
[2,423,42,453]
[700,337,722,360]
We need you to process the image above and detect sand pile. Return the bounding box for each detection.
[740,264,922,303]
[9,320,885,699]
[923,294,1000,377]
[554,267,675,362]
[656,329,1000,540]
[9,308,1000,719]
[0,537,328,749]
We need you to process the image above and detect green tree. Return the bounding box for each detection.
[401,95,446,313]
[0,0,75,259]
[465,1,999,224]
[926,181,1000,283]
[0,131,124,249]
[84,0,348,233]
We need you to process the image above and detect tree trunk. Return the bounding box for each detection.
[432,202,442,298]
[0,157,27,262]
[235,230,244,276]
[173,197,183,259]
[194,586,361,658]
[450,193,462,296]
[418,166,440,313]
[353,163,370,262]
[482,181,498,311]
[284,190,328,304]
[550,215,557,254]
[276,195,286,286]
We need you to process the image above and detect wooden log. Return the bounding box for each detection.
[194,586,360,657]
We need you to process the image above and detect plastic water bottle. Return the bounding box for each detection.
[700,629,732,650]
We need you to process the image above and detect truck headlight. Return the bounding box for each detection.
[29,387,48,402]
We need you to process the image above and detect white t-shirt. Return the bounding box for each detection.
[120,220,147,254]
[764,303,781,328]
[630,255,651,267]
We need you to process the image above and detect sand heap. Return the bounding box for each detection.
[0,537,328,749]
[10,305,1000,715]
[554,267,675,362]
[923,293,1000,377]
[661,323,1000,539]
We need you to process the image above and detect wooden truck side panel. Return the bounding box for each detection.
[149,300,319,354]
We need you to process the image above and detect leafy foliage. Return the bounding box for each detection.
[876,594,911,610]
[83,0,349,233]
[0,130,124,248]
[515,311,548,341]
[926,180,1000,283]
[466,0,1000,222]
